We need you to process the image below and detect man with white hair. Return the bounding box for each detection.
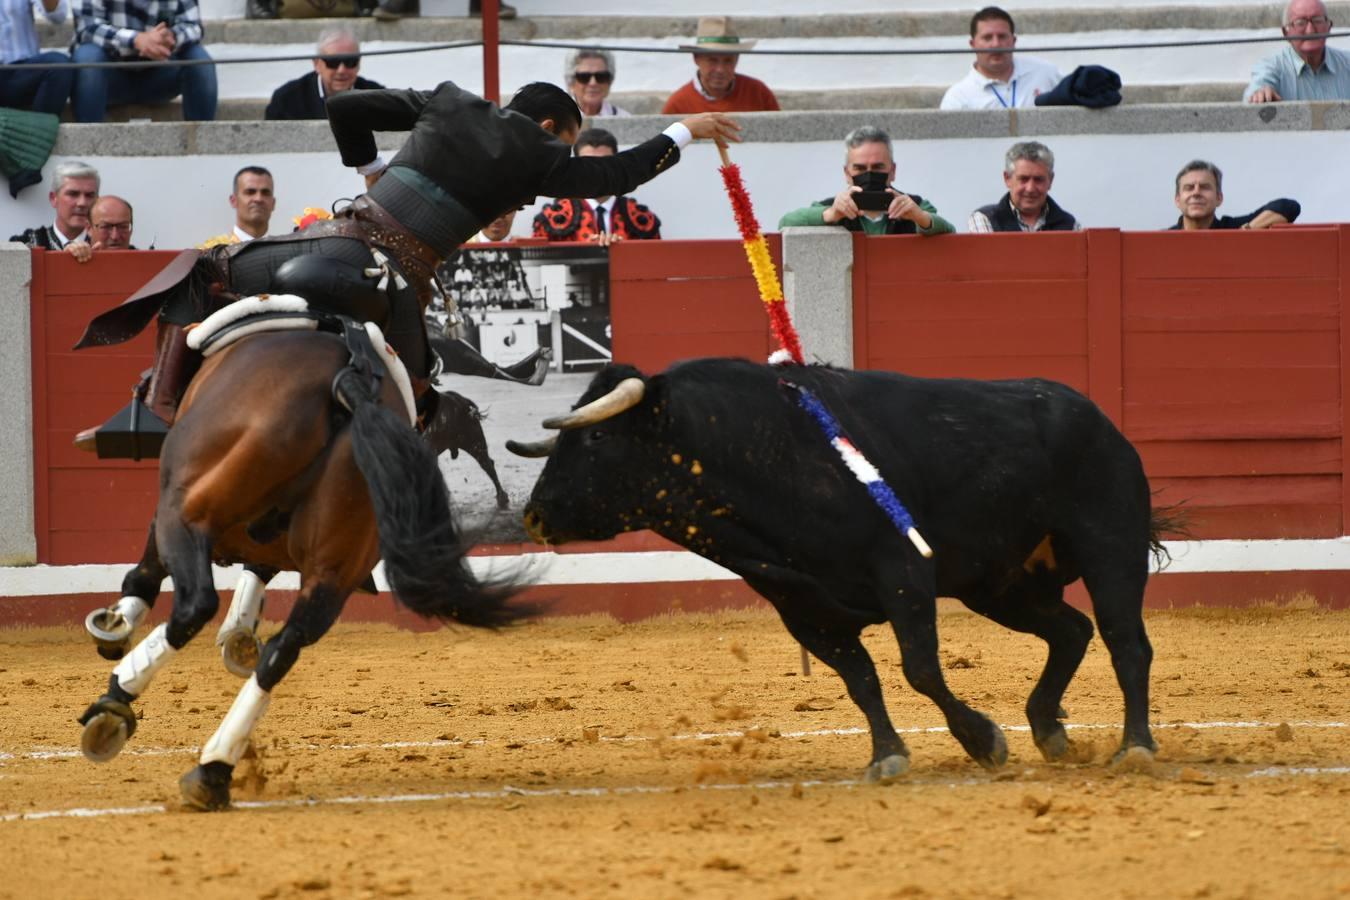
[1245,0,1350,102]
[565,48,629,118]
[7,160,98,249]
[968,141,1081,232]
[265,26,383,120]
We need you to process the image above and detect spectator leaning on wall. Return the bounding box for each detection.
[1168,160,1301,230]
[940,6,1062,110]
[1244,0,1350,102]
[65,194,137,263]
[778,126,953,236]
[969,141,1081,233]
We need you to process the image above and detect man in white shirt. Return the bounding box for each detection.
[7,160,97,249]
[201,166,275,247]
[940,6,1062,111]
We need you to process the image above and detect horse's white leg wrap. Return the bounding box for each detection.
[216,569,265,646]
[111,623,177,697]
[200,675,271,767]
[111,595,151,630]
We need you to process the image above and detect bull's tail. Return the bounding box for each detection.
[347,392,532,628]
[1148,501,1191,572]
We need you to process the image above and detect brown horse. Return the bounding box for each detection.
[77,324,532,811]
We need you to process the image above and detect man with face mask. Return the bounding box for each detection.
[75,81,740,455]
[777,126,953,236]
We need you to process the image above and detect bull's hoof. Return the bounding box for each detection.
[179,762,234,811]
[1110,744,1157,774]
[219,628,261,679]
[974,726,1009,770]
[864,753,910,784]
[78,699,137,763]
[495,491,510,511]
[1034,725,1071,762]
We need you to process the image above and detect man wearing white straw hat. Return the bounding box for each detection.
[661,15,780,114]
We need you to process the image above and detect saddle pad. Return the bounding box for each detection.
[187,295,316,356]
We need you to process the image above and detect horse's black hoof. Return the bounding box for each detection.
[975,725,1009,770]
[78,699,137,763]
[180,762,234,811]
[864,753,910,784]
[96,642,129,661]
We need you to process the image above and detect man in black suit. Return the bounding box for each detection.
[264,27,382,121]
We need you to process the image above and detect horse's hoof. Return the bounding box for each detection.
[96,642,129,661]
[85,607,136,659]
[864,754,910,784]
[79,703,135,763]
[1035,727,1071,762]
[1111,744,1157,774]
[179,762,234,811]
[975,726,1009,770]
[219,629,261,679]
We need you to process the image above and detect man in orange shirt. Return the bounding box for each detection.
[661,16,780,114]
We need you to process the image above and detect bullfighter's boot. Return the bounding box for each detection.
[72,322,196,458]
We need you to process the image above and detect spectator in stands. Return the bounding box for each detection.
[1169,160,1300,230]
[778,126,953,236]
[0,0,76,115]
[468,209,518,243]
[1244,0,1350,102]
[66,194,136,262]
[662,16,780,114]
[566,48,629,118]
[265,27,383,121]
[532,128,662,245]
[7,160,97,249]
[969,141,1081,232]
[201,166,276,246]
[70,0,217,123]
[940,6,1062,110]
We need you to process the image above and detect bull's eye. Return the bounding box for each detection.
[587,428,607,444]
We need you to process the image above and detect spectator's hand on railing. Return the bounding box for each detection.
[680,112,742,144]
[822,187,862,224]
[1247,86,1282,103]
[65,241,95,264]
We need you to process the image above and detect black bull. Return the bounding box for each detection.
[512,359,1174,781]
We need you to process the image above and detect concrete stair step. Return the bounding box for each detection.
[83,81,1246,121]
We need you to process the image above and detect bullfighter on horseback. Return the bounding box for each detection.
[73,81,741,456]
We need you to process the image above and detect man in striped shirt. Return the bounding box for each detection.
[70,0,217,122]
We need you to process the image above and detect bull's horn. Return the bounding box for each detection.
[542,377,645,430]
[506,436,558,458]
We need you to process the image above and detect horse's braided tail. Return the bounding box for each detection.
[347,395,532,628]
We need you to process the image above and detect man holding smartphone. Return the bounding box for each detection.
[778,126,953,236]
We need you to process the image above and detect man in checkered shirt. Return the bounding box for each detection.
[70,0,217,122]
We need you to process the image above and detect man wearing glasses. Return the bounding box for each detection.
[67,196,137,263]
[1245,0,1350,102]
[265,26,382,121]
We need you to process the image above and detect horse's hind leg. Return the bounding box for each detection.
[85,522,167,660]
[78,516,221,763]
[180,576,350,811]
[215,565,279,678]
[464,432,510,510]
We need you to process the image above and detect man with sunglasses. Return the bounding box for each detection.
[1245,0,1350,102]
[266,26,383,121]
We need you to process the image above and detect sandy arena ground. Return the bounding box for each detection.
[1,604,1348,899]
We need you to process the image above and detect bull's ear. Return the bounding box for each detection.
[638,373,671,430]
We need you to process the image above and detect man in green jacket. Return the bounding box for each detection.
[778,125,953,236]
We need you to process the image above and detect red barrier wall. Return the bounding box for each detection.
[851,227,1350,540]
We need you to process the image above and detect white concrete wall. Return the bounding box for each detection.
[0,246,36,566]
[5,126,1345,245]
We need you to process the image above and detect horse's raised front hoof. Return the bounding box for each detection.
[864,753,910,784]
[1034,725,1071,762]
[219,629,261,679]
[1110,744,1157,774]
[78,699,137,763]
[85,607,134,660]
[180,762,234,811]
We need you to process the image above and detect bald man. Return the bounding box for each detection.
[66,195,136,262]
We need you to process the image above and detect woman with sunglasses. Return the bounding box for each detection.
[566,48,629,117]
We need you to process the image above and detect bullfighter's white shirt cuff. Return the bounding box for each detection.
[662,122,693,149]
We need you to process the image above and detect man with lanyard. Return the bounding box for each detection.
[939,6,1062,111]
[9,161,98,249]
[74,81,739,455]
